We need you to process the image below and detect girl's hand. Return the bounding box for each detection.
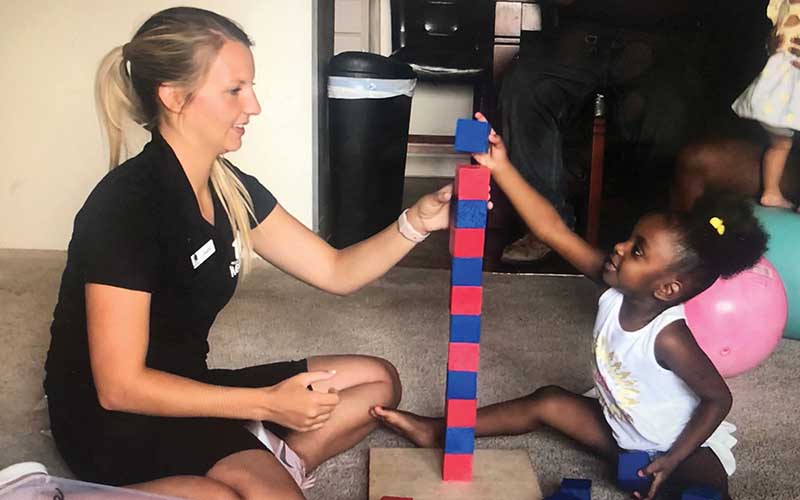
[471,112,512,174]
[406,184,453,234]
[259,371,340,432]
[789,36,800,69]
[770,29,800,68]
[633,454,679,500]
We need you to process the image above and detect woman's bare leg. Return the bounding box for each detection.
[127,476,241,500]
[284,355,402,471]
[113,355,402,499]
[206,449,305,500]
[126,449,304,500]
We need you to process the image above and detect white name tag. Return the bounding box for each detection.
[190,239,216,269]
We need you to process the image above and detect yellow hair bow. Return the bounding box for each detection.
[709,217,725,236]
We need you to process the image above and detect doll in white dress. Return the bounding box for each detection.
[733,0,800,210]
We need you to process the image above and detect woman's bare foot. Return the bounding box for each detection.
[760,193,795,209]
[370,406,444,448]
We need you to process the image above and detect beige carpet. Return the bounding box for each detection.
[1,249,798,499]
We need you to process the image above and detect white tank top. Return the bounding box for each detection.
[592,288,699,451]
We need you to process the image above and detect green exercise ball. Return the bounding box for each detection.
[753,205,800,340]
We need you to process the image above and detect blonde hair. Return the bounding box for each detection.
[95,7,258,275]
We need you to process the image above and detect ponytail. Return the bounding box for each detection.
[670,191,769,296]
[684,191,768,279]
[95,45,144,168]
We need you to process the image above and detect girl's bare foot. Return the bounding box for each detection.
[760,193,795,209]
[370,406,444,448]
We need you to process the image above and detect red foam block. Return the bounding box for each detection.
[449,228,485,257]
[451,286,483,315]
[447,342,480,372]
[455,165,490,200]
[443,453,473,481]
[446,399,477,428]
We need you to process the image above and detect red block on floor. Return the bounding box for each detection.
[455,165,490,200]
[446,399,477,428]
[449,228,485,257]
[443,453,473,481]
[451,286,483,315]
[447,342,480,372]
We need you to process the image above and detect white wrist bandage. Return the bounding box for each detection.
[397,209,430,243]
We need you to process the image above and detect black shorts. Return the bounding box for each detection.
[47,359,307,486]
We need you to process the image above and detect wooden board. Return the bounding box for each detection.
[369,448,543,500]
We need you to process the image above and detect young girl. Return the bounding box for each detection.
[732,0,800,210]
[372,115,768,500]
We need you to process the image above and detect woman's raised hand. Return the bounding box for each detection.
[407,183,454,234]
[259,371,340,432]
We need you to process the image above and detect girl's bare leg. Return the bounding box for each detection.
[373,385,618,459]
[761,133,794,209]
[669,447,731,500]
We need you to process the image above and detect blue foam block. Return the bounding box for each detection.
[682,486,721,500]
[618,451,652,492]
[451,258,483,286]
[450,315,481,343]
[544,493,579,500]
[446,370,477,399]
[444,427,475,454]
[560,478,591,500]
[454,200,487,228]
[454,119,490,153]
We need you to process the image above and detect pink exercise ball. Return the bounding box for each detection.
[685,257,787,378]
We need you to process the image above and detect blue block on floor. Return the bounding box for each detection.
[446,370,477,399]
[544,492,579,500]
[682,486,721,500]
[454,199,487,228]
[451,258,483,286]
[444,427,475,454]
[450,315,481,343]
[618,451,652,493]
[454,119,490,153]
[560,478,591,500]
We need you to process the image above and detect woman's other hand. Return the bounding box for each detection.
[259,371,340,432]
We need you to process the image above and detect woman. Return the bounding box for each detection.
[43,7,452,499]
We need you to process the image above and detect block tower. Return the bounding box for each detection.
[443,118,491,481]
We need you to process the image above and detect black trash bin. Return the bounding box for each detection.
[328,51,417,248]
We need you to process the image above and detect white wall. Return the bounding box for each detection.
[409,83,474,136]
[333,0,389,55]
[334,0,369,54]
[0,1,317,250]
